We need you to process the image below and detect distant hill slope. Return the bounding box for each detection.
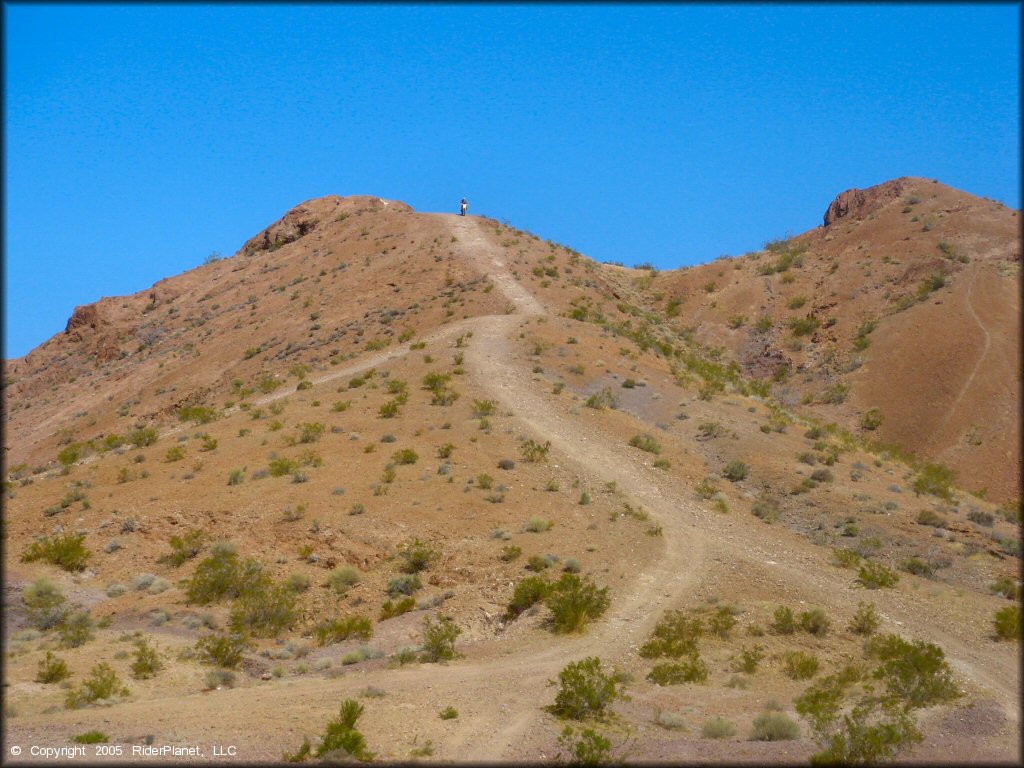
[637,177,1021,501]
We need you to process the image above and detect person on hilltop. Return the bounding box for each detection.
[460,198,468,216]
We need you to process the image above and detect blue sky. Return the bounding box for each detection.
[4,3,1019,358]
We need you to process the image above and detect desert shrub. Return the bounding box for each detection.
[901,557,933,578]
[549,657,623,720]
[472,399,497,417]
[298,422,326,444]
[476,473,494,489]
[195,631,249,668]
[178,405,219,425]
[640,610,703,659]
[59,610,95,648]
[525,516,551,533]
[36,651,70,683]
[990,578,1021,600]
[866,634,959,707]
[832,548,861,569]
[314,616,373,646]
[326,566,361,594]
[800,608,831,636]
[545,573,610,634]
[858,561,899,589]
[915,508,946,528]
[861,408,884,430]
[708,607,738,638]
[994,605,1020,642]
[392,448,418,465]
[784,651,820,680]
[647,655,708,685]
[268,457,298,477]
[227,469,244,485]
[131,636,163,679]
[399,538,437,574]
[313,699,374,761]
[65,663,128,709]
[387,574,422,596]
[848,602,880,636]
[723,461,749,481]
[285,573,311,593]
[701,717,736,739]
[23,577,68,630]
[628,433,661,454]
[204,669,236,689]
[500,545,522,562]
[585,388,617,410]
[789,316,820,337]
[771,606,797,635]
[750,711,800,741]
[127,427,158,447]
[229,579,298,637]
[439,706,458,720]
[912,463,956,501]
[557,726,613,765]
[74,730,109,744]
[165,445,185,462]
[420,614,461,662]
[497,458,516,470]
[752,496,780,523]
[506,575,553,620]
[158,529,207,567]
[521,439,551,463]
[436,442,455,459]
[379,597,416,621]
[810,468,833,483]
[526,554,549,572]
[186,543,261,604]
[732,645,766,674]
[21,532,91,572]
[655,711,688,730]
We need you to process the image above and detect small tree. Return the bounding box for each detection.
[420,615,461,663]
[549,657,623,720]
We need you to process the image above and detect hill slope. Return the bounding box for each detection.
[3,185,1020,763]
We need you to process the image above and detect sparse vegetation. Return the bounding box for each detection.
[549,657,623,720]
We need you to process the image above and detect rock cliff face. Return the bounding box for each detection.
[64,303,101,337]
[823,178,908,226]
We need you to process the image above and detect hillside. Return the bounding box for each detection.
[3,184,1020,764]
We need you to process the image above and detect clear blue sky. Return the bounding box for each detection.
[4,3,1019,358]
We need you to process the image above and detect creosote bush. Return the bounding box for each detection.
[195,631,250,669]
[546,573,610,634]
[314,616,373,646]
[420,615,461,662]
[23,577,68,630]
[750,711,800,741]
[994,605,1021,641]
[21,532,91,572]
[628,433,661,455]
[65,663,129,709]
[36,651,70,683]
[858,560,899,589]
[549,657,623,720]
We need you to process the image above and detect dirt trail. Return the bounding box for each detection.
[936,263,993,438]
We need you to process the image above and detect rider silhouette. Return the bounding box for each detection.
[460,198,468,216]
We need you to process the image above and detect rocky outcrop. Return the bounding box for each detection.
[64,303,102,338]
[823,178,908,227]
[739,333,789,380]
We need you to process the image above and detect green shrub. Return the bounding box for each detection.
[750,711,800,741]
[65,663,128,709]
[858,561,899,589]
[379,597,416,621]
[23,577,68,629]
[58,443,86,467]
[784,651,820,680]
[640,610,703,659]
[861,408,884,430]
[549,657,623,720]
[158,529,207,567]
[439,706,458,720]
[21,532,91,572]
[392,448,418,465]
[849,602,880,636]
[131,636,163,679]
[500,545,522,562]
[472,399,497,417]
[771,606,796,635]
[545,573,610,634]
[521,439,551,463]
[901,557,933,578]
[386,574,422,596]
[178,406,219,424]
[326,566,361,594]
[195,631,249,668]
[399,538,437,573]
[229,579,298,637]
[915,508,946,528]
[723,461,749,481]
[74,730,109,744]
[420,615,461,662]
[647,655,708,685]
[36,651,70,683]
[314,616,373,646]
[800,608,831,636]
[866,634,960,707]
[912,463,956,501]
[526,554,550,572]
[127,427,159,448]
[832,548,861,569]
[557,726,613,764]
[186,543,260,604]
[59,610,95,648]
[628,433,661,454]
[708,607,737,638]
[654,711,688,730]
[731,645,766,674]
[298,422,325,444]
[313,699,374,761]
[585,388,617,410]
[701,717,736,739]
[268,457,298,477]
[994,606,1020,641]
[990,578,1021,600]
[506,576,553,620]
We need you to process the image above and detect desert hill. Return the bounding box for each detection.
[2,183,1020,763]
